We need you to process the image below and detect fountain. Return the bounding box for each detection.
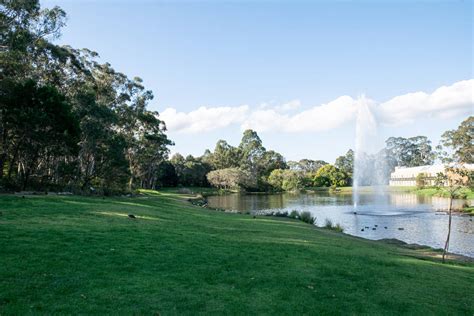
[352,95,385,211]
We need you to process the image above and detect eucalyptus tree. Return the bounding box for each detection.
[0,0,173,192]
[385,136,434,167]
[438,116,473,164]
[1,80,79,189]
[335,149,354,176]
[211,140,241,169]
[238,129,266,175]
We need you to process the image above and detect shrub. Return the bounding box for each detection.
[334,223,344,233]
[289,210,299,219]
[299,211,316,225]
[272,211,288,217]
[324,218,344,232]
[324,218,333,229]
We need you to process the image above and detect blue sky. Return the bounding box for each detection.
[42,0,473,163]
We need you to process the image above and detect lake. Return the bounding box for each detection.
[207,191,474,257]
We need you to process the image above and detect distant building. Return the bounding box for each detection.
[389,164,474,187]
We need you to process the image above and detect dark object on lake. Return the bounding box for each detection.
[353,211,357,215]
[361,228,364,232]
[398,227,404,230]
[372,228,376,230]
[374,225,378,227]
[128,214,136,219]
[384,226,388,229]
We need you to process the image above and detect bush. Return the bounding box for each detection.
[324,218,333,229]
[289,210,299,219]
[299,211,316,225]
[324,218,344,232]
[334,223,344,233]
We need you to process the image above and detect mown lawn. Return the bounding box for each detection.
[0,191,473,314]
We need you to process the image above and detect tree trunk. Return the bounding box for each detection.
[442,196,453,263]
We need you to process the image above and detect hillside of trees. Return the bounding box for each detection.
[157,115,472,192]
[1,1,172,194]
[1,2,471,194]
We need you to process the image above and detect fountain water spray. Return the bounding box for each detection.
[353,95,380,211]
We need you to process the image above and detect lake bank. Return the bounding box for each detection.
[206,190,474,257]
[0,190,472,314]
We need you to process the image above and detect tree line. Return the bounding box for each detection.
[1,1,172,194]
[155,116,472,192]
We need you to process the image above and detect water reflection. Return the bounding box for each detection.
[207,192,474,257]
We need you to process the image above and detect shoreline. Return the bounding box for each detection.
[187,193,474,259]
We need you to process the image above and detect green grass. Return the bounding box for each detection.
[306,185,474,199]
[0,191,473,314]
[411,187,474,200]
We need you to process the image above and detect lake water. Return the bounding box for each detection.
[207,191,474,257]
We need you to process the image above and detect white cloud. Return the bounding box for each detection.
[160,105,249,133]
[378,79,474,125]
[159,79,473,133]
[276,100,301,112]
[241,96,357,132]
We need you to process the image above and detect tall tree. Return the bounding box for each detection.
[211,140,241,169]
[1,80,79,189]
[238,129,266,174]
[289,159,327,174]
[385,136,434,167]
[438,116,473,164]
[335,149,354,176]
[0,0,173,193]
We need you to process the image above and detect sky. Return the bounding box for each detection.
[42,0,473,163]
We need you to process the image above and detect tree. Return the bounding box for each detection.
[267,169,303,192]
[385,136,434,168]
[438,116,473,164]
[239,129,266,175]
[335,149,354,176]
[206,168,252,190]
[434,166,472,262]
[288,159,327,174]
[415,173,427,189]
[260,150,287,176]
[313,164,349,188]
[171,154,212,187]
[1,80,79,189]
[210,140,241,169]
[0,0,173,193]
[155,161,178,187]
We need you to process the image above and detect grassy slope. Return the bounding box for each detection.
[0,191,473,315]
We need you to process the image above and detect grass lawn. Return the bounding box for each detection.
[307,186,474,202]
[0,191,473,314]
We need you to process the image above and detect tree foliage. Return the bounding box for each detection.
[0,1,172,193]
[206,168,252,190]
[385,136,434,167]
[438,116,473,164]
[267,169,304,192]
[335,149,354,176]
[313,164,349,188]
